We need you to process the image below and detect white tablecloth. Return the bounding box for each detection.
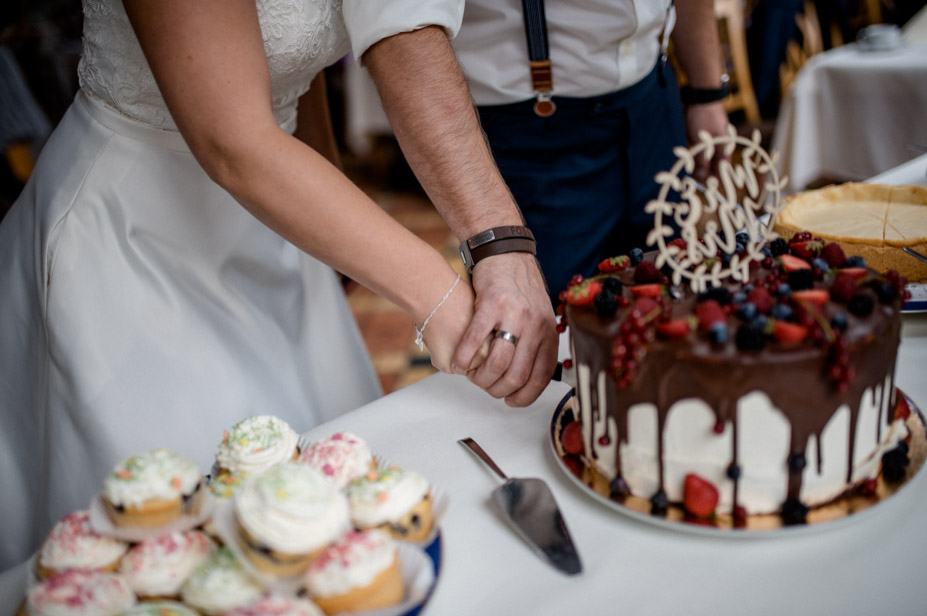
[3,176,927,616]
[773,42,927,195]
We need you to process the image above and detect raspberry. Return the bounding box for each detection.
[695,300,726,330]
[819,242,847,267]
[830,273,857,303]
[633,261,663,284]
[746,287,774,314]
[790,231,813,243]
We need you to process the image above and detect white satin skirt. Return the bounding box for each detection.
[0,91,382,571]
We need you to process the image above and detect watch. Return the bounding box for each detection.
[459,226,537,274]
[680,74,730,105]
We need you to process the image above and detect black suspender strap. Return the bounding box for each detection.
[521,0,556,116]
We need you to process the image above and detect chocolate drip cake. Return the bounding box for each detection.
[558,236,915,527]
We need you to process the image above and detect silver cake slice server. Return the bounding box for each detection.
[458,437,582,575]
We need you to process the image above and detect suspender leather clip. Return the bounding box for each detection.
[533,91,556,117]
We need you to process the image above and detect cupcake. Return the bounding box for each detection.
[234,462,350,577]
[222,593,325,616]
[215,415,300,478]
[23,570,136,615]
[303,530,403,615]
[102,448,203,528]
[296,432,375,489]
[346,467,434,542]
[118,530,213,600]
[180,546,264,615]
[121,602,199,616]
[36,510,129,579]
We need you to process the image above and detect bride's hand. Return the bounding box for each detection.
[421,278,482,374]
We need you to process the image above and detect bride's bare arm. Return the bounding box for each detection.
[122,0,471,370]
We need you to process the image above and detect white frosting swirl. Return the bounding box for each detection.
[180,546,263,615]
[216,415,300,475]
[297,432,373,489]
[39,509,128,572]
[26,570,136,616]
[102,448,201,507]
[304,529,397,598]
[119,530,213,597]
[235,462,350,553]
[347,467,430,527]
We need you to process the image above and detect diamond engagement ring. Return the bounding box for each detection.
[494,330,519,346]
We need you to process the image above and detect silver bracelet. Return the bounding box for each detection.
[414,274,462,352]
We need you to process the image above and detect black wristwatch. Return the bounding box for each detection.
[680,74,730,105]
[459,226,537,274]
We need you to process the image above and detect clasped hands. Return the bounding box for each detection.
[422,252,559,407]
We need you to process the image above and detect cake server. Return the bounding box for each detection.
[458,437,582,575]
[903,246,927,265]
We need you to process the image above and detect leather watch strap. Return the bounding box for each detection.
[460,226,537,274]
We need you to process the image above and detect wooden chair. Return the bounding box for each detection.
[714,0,761,126]
[779,1,825,97]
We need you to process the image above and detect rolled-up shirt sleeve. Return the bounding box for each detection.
[342,0,465,62]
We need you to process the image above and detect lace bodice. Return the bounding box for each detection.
[78,0,351,132]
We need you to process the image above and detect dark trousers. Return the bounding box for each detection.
[477,63,686,302]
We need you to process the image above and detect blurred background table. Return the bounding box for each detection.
[773,21,927,195]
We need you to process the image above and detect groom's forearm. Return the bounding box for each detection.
[362,25,525,240]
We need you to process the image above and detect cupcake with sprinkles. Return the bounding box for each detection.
[36,509,128,579]
[233,462,350,577]
[118,529,213,600]
[214,415,301,479]
[102,448,203,528]
[22,569,136,615]
[180,546,264,615]
[121,601,199,616]
[222,593,326,616]
[346,467,434,542]
[303,529,404,615]
[296,432,375,489]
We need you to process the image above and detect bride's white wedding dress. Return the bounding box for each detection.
[0,0,383,570]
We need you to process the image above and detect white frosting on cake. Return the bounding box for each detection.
[103,448,201,507]
[180,546,263,615]
[297,432,374,489]
[576,362,909,514]
[304,529,397,598]
[216,415,300,476]
[121,602,200,616]
[26,570,136,616]
[39,509,128,572]
[346,467,429,528]
[223,593,326,616]
[235,462,350,554]
[119,530,213,597]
